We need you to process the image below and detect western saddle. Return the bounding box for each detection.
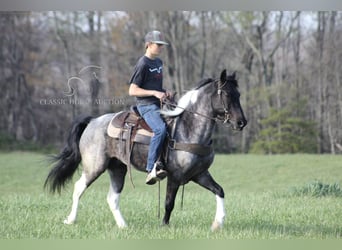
[107,106,154,145]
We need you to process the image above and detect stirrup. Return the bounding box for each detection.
[145,163,167,185]
[146,172,157,185]
[153,162,167,179]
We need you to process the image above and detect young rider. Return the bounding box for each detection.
[129,30,170,185]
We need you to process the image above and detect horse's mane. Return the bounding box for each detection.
[160,78,214,117]
[194,78,214,90]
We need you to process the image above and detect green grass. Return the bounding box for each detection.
[0,152,342,239]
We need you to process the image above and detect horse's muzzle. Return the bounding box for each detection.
[231,118,247,131]
[237,119,247,130]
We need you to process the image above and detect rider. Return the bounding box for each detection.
[129,30,170,185]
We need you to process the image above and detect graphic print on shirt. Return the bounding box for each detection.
[149,66,163,73]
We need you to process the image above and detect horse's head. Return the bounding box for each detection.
[212,70,247,130]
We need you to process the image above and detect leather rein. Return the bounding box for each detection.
[161,79,231,125]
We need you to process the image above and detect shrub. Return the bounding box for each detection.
[250,100,317,154]
[0,131,55,153]
[289,180,342,198]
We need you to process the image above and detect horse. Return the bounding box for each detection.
[44,69,247,231]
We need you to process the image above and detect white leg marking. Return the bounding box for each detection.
[211,195,225,231]
[107,184,127,228]
[64,173,87,224]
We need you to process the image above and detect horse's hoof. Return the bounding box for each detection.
[161,221,170,227]
[117,223,127,229]
[210,220,222,231]
[63,219,74,225]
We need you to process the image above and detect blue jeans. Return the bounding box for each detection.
[137,104,167,172]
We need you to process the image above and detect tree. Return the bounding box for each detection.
[1,11,342,154]
[0,12,38,142]
[250,100,317,154]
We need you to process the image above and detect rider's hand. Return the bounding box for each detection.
[153,91,166,100]
[165,91,172,98]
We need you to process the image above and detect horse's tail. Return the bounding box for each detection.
[44,115,93,193]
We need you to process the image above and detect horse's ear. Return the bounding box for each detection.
[220,69,227,82]
[232,71,236,79]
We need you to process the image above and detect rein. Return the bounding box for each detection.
[162,100,219,122]
[161,80,231,125]
[159,80,232,157]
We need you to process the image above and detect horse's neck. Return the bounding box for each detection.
[174,92,215,145]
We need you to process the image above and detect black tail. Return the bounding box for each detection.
[44,115,93,193]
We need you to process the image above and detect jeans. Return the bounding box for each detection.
[137,104,167,172]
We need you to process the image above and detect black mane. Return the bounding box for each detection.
[195,78,214,90]
[194,73,238,91]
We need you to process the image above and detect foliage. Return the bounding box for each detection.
[250,100,317,154]
[0,131,56,153]
[1,11,342,153]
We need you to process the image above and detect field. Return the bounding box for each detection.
[0,152,342,239]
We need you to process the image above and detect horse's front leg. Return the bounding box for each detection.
[162,177,180,225]
[192,171,225,231]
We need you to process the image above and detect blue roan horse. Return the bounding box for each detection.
[45,70,247,231]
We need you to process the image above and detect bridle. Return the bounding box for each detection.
[161,79,232,124]
[216,79,231,124]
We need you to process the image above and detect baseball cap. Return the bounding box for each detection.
[145,30,169,45]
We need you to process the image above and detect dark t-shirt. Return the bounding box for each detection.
[129,56,165,105]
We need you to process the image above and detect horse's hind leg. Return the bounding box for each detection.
[192,171,225,231]
[64,152,108,224]
[64,172,87,224]
[106,159,127,228]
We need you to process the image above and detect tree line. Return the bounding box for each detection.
[1,11,342,154]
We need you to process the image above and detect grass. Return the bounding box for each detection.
[0,152,342,239]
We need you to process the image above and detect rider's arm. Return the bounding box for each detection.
[129,83,165,99]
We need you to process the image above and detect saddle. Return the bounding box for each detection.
[107,106,157,187]
[107,93,178,145]
[107,106,154,145]
[107,104,214,159]
[111,106,151,132]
